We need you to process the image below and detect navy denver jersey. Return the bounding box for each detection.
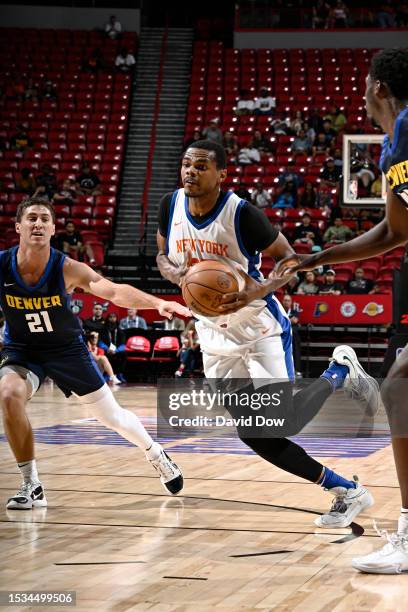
[380,107,408,205]
[0,246,83,348]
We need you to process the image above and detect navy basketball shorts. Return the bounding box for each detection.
[0,338,105,397]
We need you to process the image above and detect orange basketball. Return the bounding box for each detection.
[182,260,239,317]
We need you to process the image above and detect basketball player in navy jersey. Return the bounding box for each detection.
[157,139,378,529]
[2,198,190,509]
[278,48,408,573]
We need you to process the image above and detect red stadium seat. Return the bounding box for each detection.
[125,336,151,361]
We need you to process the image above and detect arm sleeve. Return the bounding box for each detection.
[158,193,173,238]
[238,203,279,255]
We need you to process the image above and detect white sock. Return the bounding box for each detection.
[77,384,155,451]
[145,441,162,461]
[17,459,39,484]
[397,508,408,535]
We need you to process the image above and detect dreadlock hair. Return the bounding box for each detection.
[369,48,408,101]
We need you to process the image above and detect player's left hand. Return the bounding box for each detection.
[158,299,191,320]
[217,270,263,314]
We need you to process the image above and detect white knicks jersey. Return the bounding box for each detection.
[166,188,287,333]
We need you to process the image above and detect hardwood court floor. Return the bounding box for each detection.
[0,383,407,611]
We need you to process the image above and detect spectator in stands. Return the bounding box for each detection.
[277,164,302,190]
[347,268,374,294]
[87,331,122,385]
[289,111,304,135]
[328,0,349,27]
[76,163,102,196]
[223,131,239,156]
[24,79,39,103]
[251,181,272,209]
[163,316,185,331]
[352,150,377,191]
[254,87,276,116]
[282,294,302,376]
[377,1,396,27]
[323,217,354,243]
[83,303,106,335]
[270,114,290,135]
[251,129,272,153]
[36,164,57,199]
[238,140,261,165]
[15,168,36,195]
[42,80,57,101]
[119,308,147,330]
[99,312,127,382]
[312,0,331,28]
[296,271,319,295]
[303,120,316,145]
[10,124,32,152]
[175,320,200,377]
[105,15,122,40]
[5,79,24,102]
[370,175,383,198]
[396,2,408,26]
[293,213,322,246]
[234,89,255,116]
[202,119,223,144]
[333,147,343,168]
[233,181,252,201]
[312,132,330,158]
[318,269,343,295]
[184,129,203,149]
[82,48,104,74]
[115,48,136,74]
[308,108,324,134]
[57,220,95,264]
[320,157,342,187]
[53,179,78,206]
[322,119,337,145]
[299,182,318,208]
[292,129,312,156]
[273,190,295,209]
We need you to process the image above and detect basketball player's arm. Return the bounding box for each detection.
[218,233,296,313]
[63,258,191,319]
[156,230,192,286]
[275,189,408,275]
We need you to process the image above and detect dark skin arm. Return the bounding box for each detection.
[157,230,192,286]
[275,189,408,275]
[217,233,296,314]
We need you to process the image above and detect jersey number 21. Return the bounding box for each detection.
[25,311,54,333]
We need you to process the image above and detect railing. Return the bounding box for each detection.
[139,26,168,253]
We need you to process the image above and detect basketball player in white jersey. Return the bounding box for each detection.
[157,139,378,529]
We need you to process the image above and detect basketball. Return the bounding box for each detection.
[182,260,239,317]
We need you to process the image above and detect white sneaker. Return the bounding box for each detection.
[315,476,374,528]
[331,345,380,416]
[148,449,183,495]
[6,482,47,510]
[352,526,408,574]
[109,375,122,385]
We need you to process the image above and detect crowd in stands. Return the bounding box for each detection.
[237,0,408,29]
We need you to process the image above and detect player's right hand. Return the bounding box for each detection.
[275,253,320,276]
[177,250,193,287]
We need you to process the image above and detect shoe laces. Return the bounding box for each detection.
[329,494,348,515]
[150,451,176,480]
[373,521,408,552]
